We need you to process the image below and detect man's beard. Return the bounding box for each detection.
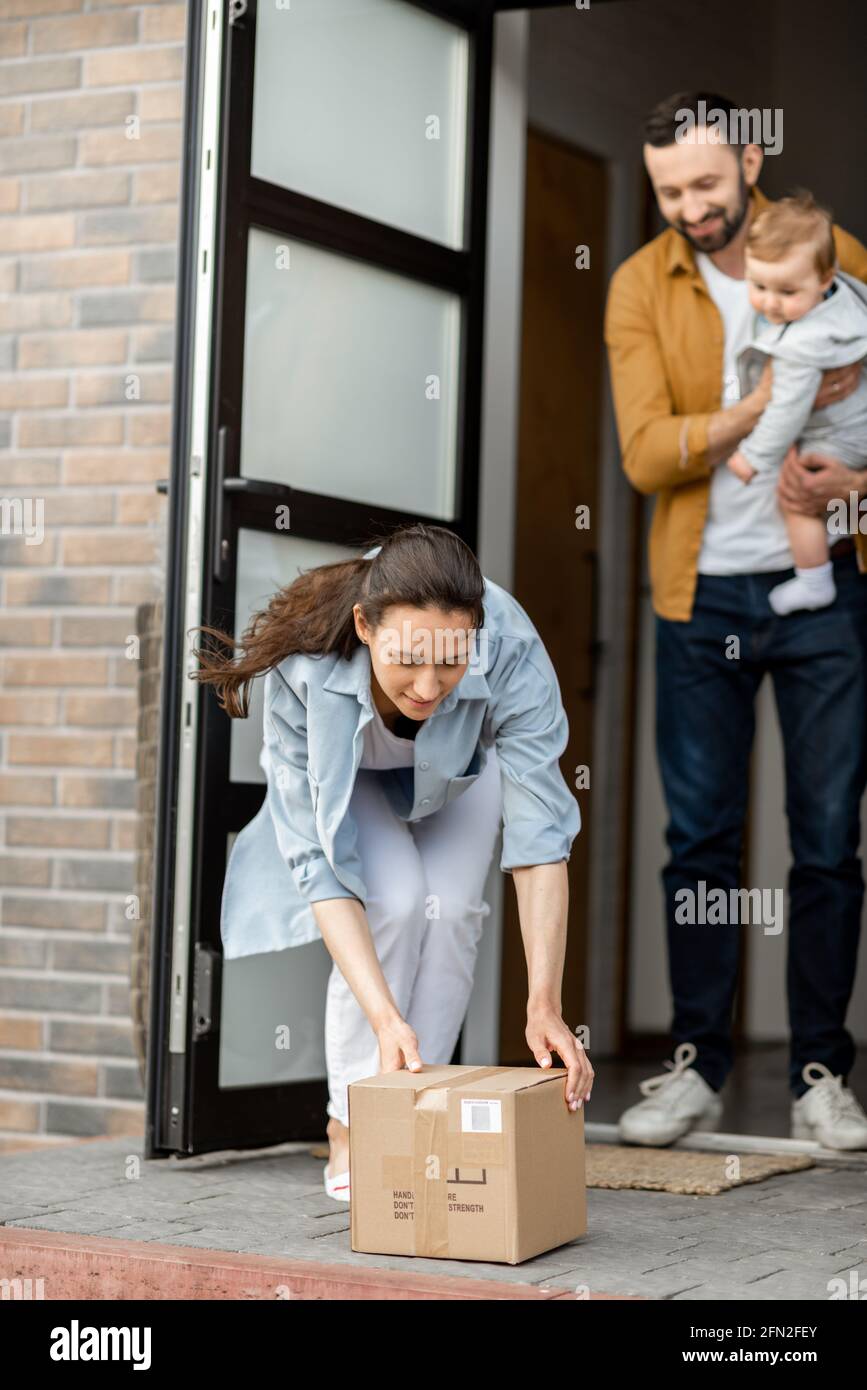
[675,170,751,253]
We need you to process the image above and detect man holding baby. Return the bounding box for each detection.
[605,90,867,1150]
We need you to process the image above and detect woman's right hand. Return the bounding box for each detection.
[376,1014,424,1075]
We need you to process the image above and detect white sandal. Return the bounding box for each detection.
[323,1166,351,1202]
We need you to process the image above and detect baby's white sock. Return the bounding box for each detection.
[768,561,836,616]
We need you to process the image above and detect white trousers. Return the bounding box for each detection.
[324,746,503,1126]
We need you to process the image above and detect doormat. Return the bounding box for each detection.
[586,1144,814,1196]
[310,1141,813,1197]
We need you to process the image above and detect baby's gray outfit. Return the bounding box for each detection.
[737,270,867,472]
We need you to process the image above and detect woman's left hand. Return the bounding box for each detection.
[526,1001,594,1111]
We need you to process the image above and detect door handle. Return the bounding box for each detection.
[211,427,291,583]
[211,424,232,584]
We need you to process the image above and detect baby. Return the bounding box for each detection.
[727,191,867,615]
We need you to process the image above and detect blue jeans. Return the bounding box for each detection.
[655,550,867,1099]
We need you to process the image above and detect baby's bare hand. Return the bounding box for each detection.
[727,451,757,483]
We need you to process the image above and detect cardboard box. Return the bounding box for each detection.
[349,1064,586,1264]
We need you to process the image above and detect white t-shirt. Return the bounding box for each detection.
[360,701,416,769]
[694,251,795,574]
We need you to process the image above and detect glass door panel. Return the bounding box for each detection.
[240,228,461,517]
[219,530,360,1091]
[218,908,333,1090]
[229,530,359,784]
[251,0,469,248]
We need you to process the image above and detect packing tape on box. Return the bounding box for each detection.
[380,1066,506,1190]
[381,1067,508,1258]
[413,1087,450,1256]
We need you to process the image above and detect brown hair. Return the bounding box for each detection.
[190,522,485,719]
[643,91,748,149]
[746,189,836,277]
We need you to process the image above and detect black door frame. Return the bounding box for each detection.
[148,0,498,1159]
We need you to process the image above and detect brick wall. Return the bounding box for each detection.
[0,1,185,1149]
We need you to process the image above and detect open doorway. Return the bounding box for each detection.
[508,0,867,1134]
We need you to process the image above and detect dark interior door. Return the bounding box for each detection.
[500,128,606,1059]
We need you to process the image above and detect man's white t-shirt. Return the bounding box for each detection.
[694,250,795,574]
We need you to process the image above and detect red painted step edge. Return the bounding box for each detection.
[0,1228,644,1301]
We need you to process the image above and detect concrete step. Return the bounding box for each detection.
[0,1228,644,1301]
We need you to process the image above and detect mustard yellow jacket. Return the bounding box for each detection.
[604,184,867,620]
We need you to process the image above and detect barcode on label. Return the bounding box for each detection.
[461,1098,502,1133]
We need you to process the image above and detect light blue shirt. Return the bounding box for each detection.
[220,552,581,958]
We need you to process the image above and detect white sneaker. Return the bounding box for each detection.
[618,1041,724,1146]
[323,1165,351,1201]
[790,1062,867,1151]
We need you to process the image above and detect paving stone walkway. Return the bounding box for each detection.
[1,1137,865,1299]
